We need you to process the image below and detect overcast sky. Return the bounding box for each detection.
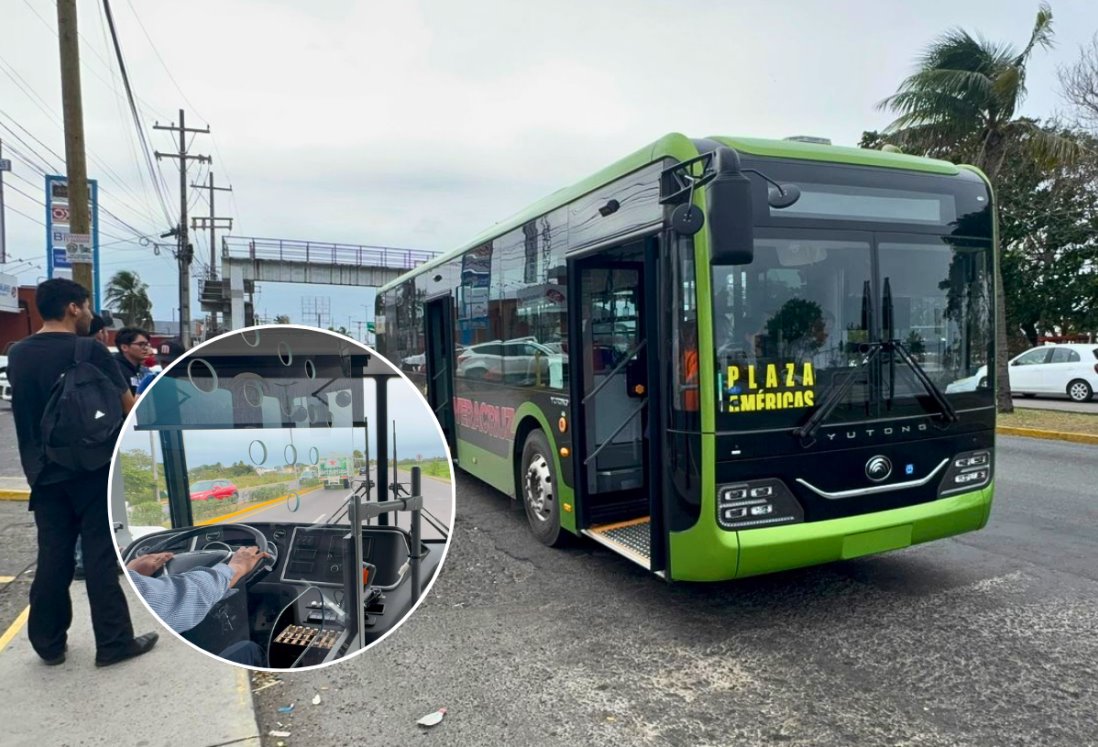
[2,0,1096,329]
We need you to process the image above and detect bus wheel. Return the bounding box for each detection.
[520,430,566,547]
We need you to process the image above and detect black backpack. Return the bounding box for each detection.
[40,336,124,472]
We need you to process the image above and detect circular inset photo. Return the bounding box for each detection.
[108,325,454,671]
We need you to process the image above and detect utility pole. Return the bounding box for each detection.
[191,171,233,277]
[155,110,210,347]
[56,0,93,300]
[191,171,232,329]
[0,139,9,264]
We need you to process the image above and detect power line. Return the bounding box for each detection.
[122,0,206,121]
[95,0,164,234]
[19,0,171,122]
[100,0,174,227]
[0,108,166,229]
[5,203,47,227]
[0,118,165,240]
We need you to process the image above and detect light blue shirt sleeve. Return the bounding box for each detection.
[128,564,234,633]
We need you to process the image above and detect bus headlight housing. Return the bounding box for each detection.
[717,479,804,531]
[937,450,992,497]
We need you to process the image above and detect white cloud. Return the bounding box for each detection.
[2,0,1094,325]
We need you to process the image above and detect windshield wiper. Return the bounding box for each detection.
[887,339,959,427]
[793,342,882,448]
[880,276,958,427]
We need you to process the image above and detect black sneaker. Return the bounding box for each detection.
[94,632,159,668]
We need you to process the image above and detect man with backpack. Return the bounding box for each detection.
[7,279,158,668]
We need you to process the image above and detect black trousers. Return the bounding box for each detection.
[28,466,135,660]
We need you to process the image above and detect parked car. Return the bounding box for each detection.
[945,344,1098,402]
[0,354,10,404]
[189,479,239,502]
[456,339,563,386]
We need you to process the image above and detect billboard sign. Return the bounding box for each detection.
[45,175,99,296]
[0,272,19,313]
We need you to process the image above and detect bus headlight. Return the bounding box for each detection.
[937,449,993,497]
[717,479,804,531]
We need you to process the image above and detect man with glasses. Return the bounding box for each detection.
[114,327,152,394]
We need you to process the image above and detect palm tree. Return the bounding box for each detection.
[878,3,1083,413]
[104,270,154,329]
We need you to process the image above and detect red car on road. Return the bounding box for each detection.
[189,479,239,502]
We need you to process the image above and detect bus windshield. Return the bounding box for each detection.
[711,229,993,430]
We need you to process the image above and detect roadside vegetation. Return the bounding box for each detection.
[998,407,1098,436]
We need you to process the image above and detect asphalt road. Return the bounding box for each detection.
[0,501,37,638]
[254,436,1098,746]
[0,407,26,484]
[238,469,453,540]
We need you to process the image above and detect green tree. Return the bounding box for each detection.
[996,129,1098,344]
[274,314,291,324]
[877,3,1083,412]
[105,270,154,328]
[119,448,157,504]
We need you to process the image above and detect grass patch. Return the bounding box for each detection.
[397,458,452,480]
[998,408,1098,436]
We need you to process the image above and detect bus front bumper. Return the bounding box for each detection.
[668,484,993,582]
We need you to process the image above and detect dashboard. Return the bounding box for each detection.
[131,522,415,590]
[280,527,370,587]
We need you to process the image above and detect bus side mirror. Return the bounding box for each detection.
[706,147,755,266]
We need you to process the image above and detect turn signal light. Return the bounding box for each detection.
[560,447,570,458]
[558,416,568,433]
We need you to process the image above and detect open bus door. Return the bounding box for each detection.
[424,294,456,454]
[568,237,668,576]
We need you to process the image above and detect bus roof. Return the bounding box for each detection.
[379,133,962,293]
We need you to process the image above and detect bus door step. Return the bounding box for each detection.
[583,517,651,570]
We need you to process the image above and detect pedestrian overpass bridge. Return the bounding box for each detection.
[200,236,435,329]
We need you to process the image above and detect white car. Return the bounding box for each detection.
[457,339,563,387]
[0,354,10,403]
[945,344,1098,402]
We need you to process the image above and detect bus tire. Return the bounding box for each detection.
[520,430,567,547]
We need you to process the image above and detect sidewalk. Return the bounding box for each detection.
[0,580,261,747]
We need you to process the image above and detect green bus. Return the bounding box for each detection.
[377,133,995,581]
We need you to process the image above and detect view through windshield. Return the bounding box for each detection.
[711,229,993,430]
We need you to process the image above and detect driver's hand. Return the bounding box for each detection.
[126,552,174,577]
[226,546,272,587]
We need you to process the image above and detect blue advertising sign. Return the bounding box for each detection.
[44,174,100,301]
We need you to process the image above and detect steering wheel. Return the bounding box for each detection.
[123,524,278,586]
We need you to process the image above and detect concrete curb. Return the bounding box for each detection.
[0,490,30,502]
[996,425,1098,446]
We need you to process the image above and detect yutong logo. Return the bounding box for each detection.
[824,422,930,442]
[865,456,892,482]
